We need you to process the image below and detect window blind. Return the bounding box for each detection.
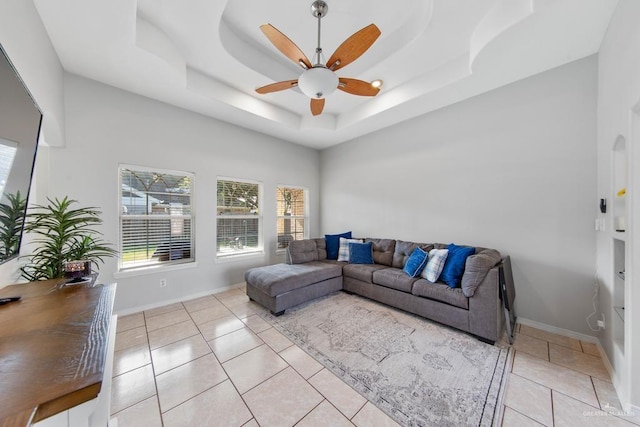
[217,178,262,256]
[119,166,194,270]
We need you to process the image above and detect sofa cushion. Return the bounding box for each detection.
[365,238,395,266]
[392,240,418,269]
[313,238,327,260]
[392,240,434,269]
[325,231,352,260]
[412,279,469,309]
[349,241,374,264]
[287,239,318,264]
[403,247,428,277]
[343,263,388,283]
[245,261,342,297]
[440,244,476,288]
[372,268,419,293]
[338,237,364,262]
[421,248,449,282]
[461,248,502,297]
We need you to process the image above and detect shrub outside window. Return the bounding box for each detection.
[217,178,262,256]
[119,165,194,270]
[276,186,308,250]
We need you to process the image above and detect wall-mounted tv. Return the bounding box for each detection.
[0,44,42,264]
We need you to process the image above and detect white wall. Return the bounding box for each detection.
[39,74,320,313]
[0,0,65,286]
[597,0,640,410]
[321,56,598,335]
[0,0,65,148]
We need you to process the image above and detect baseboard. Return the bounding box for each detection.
[516,317,599,343]
[516,317,614,375]
[115,282,246,316]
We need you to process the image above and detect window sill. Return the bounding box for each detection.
[114,261,199,279]
[216,251,265,263]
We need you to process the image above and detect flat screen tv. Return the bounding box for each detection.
[0,44,42,264]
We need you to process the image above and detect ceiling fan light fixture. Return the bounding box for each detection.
[371,79,383,88]
[255,1,382,115]
[298,66,338,99]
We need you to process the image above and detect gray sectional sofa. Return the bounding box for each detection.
[245,237,511,343]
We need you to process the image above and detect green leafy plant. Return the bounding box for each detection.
[20,196,117,281]
[0,190,27,260]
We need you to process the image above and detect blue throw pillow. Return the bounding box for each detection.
[440,244,476,288]
[349,241,374,264]
[403,247,429,278]
[325,231,352,260]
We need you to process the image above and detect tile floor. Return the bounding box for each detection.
[110,287,639,426]
[501,324,640,426]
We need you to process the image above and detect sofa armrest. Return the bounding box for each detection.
[461,249,501,297]
[467,267,503,342]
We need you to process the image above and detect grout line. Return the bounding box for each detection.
[292,399,326,426]
[142,308,164,425]
[147,319,200,351]
[186,305,260,425]
[110,311,162,422]
[351,399,368,421]
[590,376,602,410]
[158,376,229,415]
[550,389,555,426]
[503,405,548,427]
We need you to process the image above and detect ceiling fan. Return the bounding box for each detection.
[255,0,382,116]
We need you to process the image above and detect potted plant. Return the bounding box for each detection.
[20,196,117,282]
[0,190,27,261]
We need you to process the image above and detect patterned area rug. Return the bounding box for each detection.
[261,291,510,426]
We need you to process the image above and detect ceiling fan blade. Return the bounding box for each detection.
[256,80,299,94]
[310,98,325,116]
[260,24,313,70]
[326,24,381,71]
[338,78,380,96]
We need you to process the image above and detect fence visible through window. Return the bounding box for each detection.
[119,166,194,270]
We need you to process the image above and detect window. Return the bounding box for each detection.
[276,186,308,250]
[119,165,194,270]
[217,178,262,256]
[0,138,17,194]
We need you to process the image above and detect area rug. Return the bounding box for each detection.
[261,291,510,427]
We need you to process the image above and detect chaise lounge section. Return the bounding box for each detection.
[245,237,511,343]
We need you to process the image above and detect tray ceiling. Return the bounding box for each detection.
[33,0,618,149]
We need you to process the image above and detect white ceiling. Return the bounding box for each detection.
[33,0,618,149]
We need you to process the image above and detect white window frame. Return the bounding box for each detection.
[216,177,263,259]
[118,164,195,272]
[276,185,309,253]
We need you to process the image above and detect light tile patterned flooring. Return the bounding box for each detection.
[502,324,640,426]
[111,287,639,426]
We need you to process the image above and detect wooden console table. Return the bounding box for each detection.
[0,279,117,427]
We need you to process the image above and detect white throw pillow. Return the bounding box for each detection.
[421,248,449,282]
[337,237,364,262]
